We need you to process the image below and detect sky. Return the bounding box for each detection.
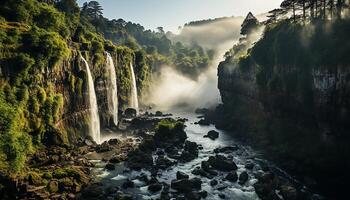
[77,0,282,33]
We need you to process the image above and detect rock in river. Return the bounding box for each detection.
[208,155,238,171]
[204,130,219,140]
[176,171,189,180]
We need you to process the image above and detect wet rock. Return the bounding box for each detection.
[148,183,162,192]
[191,168,213,179]
[105,163,115,171]
[214,146,239,153]
[147,176,159,185]
[245,162,255,170]
[210,179,218,186]
[107,139,119,145]
[254,172,280,200]
[239,171,249,184]
[199,190,208,198]
[109,156,121,163]
[184,141,199,156]
[208,155,238,171]
[190,177,202,190]
[122,180,134,189]
[81,184,104,198]
[171,179,192,193]
[171,177,202,193]
[155,156,175,169]
[219,194,226,199]
[139,138,156,152]
[154,120,187,147]
[201,161,212,171]
[176,171,189,180]
[280,185,298,200]
[95,144,112,153]
[127,149,153,170]
[180,151,197,162]
[225,172,238,182]
[185,192,201,200]
[116,192,133,200]
[47,180,59,193]
[155,111,163,116]
[156,149,165,155]
[204,130,219,140]
[136,173,149,183]
[105,186,119,195]
[197,119,210,126]
[124,108,137,117]
[160,190,171,200]
[28,172,44,186]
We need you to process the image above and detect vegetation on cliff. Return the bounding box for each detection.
[218,7,350,198]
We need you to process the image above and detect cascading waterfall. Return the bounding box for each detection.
[81,55,101,144]
[106,52,119,126]
[129,62,139,113]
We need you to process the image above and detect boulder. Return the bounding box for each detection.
[198,119,210,126]
[171,178,202,193]
[108,139,119,145]
[124,108,137,117]
[204,130,219,140]
[245,162,255,170]
[148,183,162,192]
[184,141,199,156]
[208,155,238,171]
[176,171,189,180]
[47,180,59,193]
[210,179,218,186]
[155,111,163,116]
[180,151,197,162]
[81,184,103,198]
[155,156,175,169]
[214,146,239,153]
[105,163,115,171]
[122,180,134,189]
[225,172,238,182]
[127,149,153,170]
[238,171,249,184]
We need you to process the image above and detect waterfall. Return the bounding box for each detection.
[129,62,139,113]
[106,52,119,126]
[81,55,101,144]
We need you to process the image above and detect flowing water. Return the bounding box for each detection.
[81,55,101,144]
[129,62,139,113]
[91,112,321,200]
[106,52,119,126]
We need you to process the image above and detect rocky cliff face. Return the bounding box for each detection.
[218,60,350,134]
[0,47,146,144]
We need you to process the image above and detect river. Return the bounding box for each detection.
[88,112,321,200]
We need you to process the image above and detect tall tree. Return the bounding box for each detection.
[81,1,103,31]
[240,12,260,36]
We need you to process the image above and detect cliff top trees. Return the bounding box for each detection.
[241,12,260,36]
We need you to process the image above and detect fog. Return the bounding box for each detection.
[144,15,256,112]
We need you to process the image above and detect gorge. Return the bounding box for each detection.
[0,0,349,200]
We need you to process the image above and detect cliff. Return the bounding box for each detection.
[217,19,350,197]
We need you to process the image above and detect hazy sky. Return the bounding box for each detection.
[77,0,282,32]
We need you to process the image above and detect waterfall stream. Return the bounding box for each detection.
[81,55,101,144]
[129,62,139,113]
[106,52,119,126]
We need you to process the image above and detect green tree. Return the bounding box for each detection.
[240,12,259,36]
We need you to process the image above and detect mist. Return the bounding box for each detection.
[145,14,262,112]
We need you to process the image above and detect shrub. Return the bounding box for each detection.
[0,94,33,175]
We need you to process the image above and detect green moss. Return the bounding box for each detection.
[0,94,33,175]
